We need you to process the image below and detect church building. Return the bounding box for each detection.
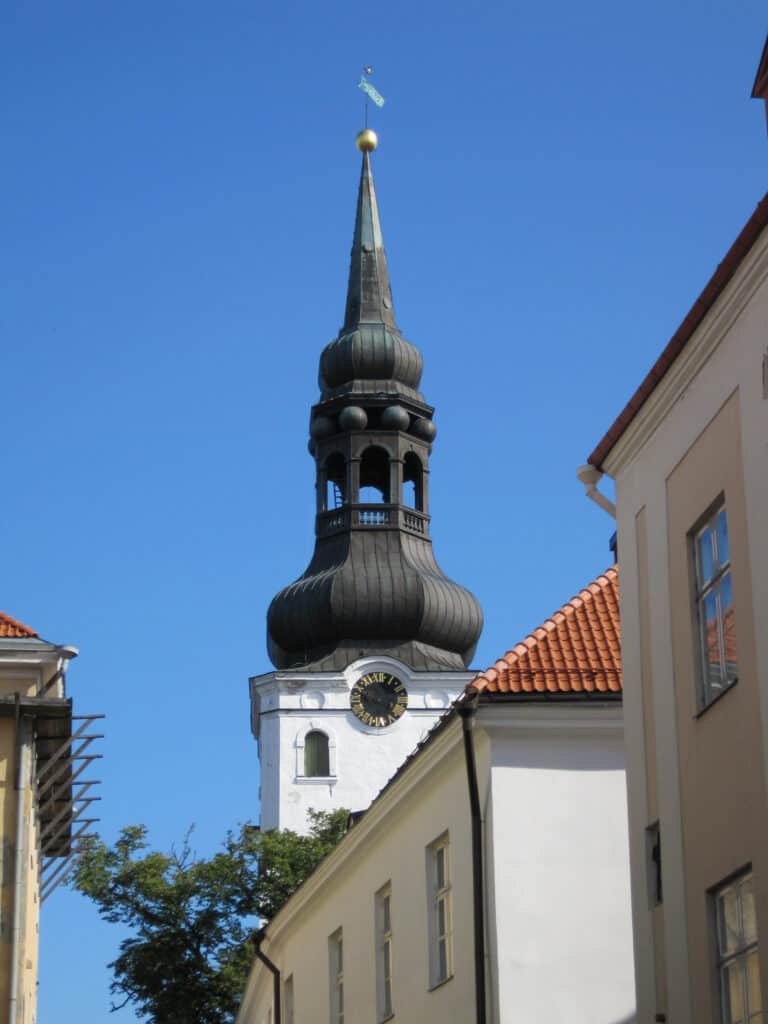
[250,128,483,833]
[241,128,636,1024]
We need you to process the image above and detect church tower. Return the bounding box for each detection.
[251,131,483,832]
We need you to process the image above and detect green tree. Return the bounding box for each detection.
[72,809,349,1023]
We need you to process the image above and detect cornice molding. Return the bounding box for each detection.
[479,702,623,737]
[250,658,477,691]
[603,229,768,478]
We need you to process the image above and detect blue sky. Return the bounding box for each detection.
[2,2,765,1018]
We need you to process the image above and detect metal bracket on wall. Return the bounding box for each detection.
[36,712,105,903]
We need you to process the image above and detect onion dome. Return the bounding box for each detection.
[267,532,483,671]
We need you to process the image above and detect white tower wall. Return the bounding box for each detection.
[251,655,475,833]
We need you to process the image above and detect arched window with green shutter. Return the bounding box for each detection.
[304,730,330,777]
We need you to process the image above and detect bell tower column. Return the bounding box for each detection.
[251,130,482,833]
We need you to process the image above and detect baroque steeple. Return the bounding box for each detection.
[267,133,482,671]
[342,146,396,331]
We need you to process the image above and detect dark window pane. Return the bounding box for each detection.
[698,527,715,584]
[720,573,738,683]
[437,938,447,980]
[746,951,762,1015]
[741,879,757,945]
[703,591,723,693]
[724,960,746,1023]
[718,888,741,957]
[436,847,445,889]
[716,509,730,567]
[305,731,330,776]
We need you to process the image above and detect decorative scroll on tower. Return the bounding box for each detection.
[267,132,482,672]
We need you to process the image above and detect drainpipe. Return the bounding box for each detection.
[253,928,281,1024]
[576,464,616,519]
[457,692,486,1024]
[9,707,32,1024]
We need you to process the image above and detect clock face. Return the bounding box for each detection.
[350,672,408,728]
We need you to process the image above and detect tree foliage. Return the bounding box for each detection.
[72,810,349,1023]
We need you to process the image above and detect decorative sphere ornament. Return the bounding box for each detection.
[339,405,368,431]
[355,128,378,152]
[411,417,437,442]
[310,415,336,440]
[381,405,410,431]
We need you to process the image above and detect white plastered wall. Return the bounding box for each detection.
[484,706,636,1024]
[251,656,475,833]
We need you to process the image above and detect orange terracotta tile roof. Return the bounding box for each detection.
[0,611,39,639]
[470,567,621,697]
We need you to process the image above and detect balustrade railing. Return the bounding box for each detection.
[317,505,430,536]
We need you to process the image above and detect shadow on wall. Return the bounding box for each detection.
[609,1014,636,1024]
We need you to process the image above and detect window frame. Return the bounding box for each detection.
[713,871,761,1023]
[304,730,331,778]
[329,928,344,1024]
[283,974,294,1024]
[426,834,453,989]
[692,502,737,709]
[375,883,394,1021]
[295,723,337,781]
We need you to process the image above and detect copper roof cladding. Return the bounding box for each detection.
[589,194,768,470]
[470,567,621,697]
[0,611,38,638]
[266,144,483,672]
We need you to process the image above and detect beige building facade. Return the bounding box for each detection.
[0,612,100,1024]
[586,183,768,1021]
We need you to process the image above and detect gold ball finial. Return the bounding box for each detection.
[355,128,378,152]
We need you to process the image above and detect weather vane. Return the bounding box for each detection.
[356,66,385,153]
[360,68,385,124]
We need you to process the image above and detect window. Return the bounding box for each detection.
[427,835,453,987]
[325,454,346,511]
[304,730,330,777]
[359,446,390,504]
[329,929,344,1024]
[693,504,737,707]
[376,885,394,1020]
[403,452,423,511]
[284,975,294,1024]
[715,873,762,1023]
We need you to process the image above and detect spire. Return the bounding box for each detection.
[266,130,483,673]
[342,145,398,332]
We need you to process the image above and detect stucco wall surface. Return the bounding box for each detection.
[486,714,635,1024]
[253,656,474,833]
[238,721,475,1024]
